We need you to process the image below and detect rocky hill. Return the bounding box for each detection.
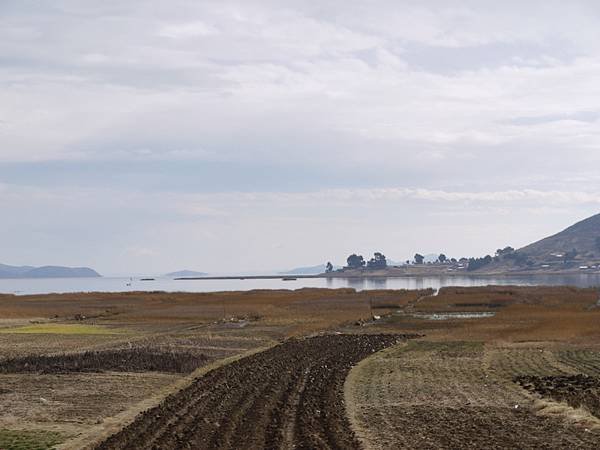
[518,213,600,262]
[478,212,600,273]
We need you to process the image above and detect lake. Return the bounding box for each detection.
[1,273,600,295]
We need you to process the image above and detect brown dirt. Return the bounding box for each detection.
[95,334,412,450]
[516,375,600,418]
[0,348,209,374]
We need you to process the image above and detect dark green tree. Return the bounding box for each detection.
[495,246,515,257]
[367,252,387,269]
[438,253,447,263]
[346,254,365,269]
[467,255,493,271]
[325,262,333,272]
[414,253,424,264]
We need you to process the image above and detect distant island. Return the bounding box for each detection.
[165,270,208,278]
[0,263,101,279]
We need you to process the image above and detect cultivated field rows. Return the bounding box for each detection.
[346,340,600,449]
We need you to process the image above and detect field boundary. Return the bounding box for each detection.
[56,341,278,450]
[516,383,600,432]
[343,341,408,450]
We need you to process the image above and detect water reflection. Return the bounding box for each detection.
[344,277,388,290]
[1,273,600,295]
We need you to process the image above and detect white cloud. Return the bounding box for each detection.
[81,53,111,64]
[158,21,218,39]
[2,1,600,170]
[2,1,600,272]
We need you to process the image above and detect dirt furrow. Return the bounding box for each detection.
[95,334,408,450]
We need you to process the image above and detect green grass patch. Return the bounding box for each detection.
[0,323,128,335]
[0,429,64,450]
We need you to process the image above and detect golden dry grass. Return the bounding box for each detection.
[0,288,429,337]
[384,286,600,344]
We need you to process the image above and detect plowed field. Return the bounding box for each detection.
[96,334,410,450]
[516,374,600,418]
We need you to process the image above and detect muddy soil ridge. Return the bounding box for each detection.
[0,348,208,374]
[516,374,600,418]
[95,333,413,450]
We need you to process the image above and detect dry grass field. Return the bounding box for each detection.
[345,285,600,449]
[385,285,600,342]
[0,286,599,449]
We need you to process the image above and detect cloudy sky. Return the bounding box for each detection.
[2,0,600,275]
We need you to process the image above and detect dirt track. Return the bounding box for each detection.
[96,334,407,450]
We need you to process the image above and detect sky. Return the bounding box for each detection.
[2,0,600,275]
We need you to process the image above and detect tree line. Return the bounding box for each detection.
[325,239,600,273]
[323,252,389,272]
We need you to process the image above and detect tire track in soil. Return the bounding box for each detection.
[95,334,408,450]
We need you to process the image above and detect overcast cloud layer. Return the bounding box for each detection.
[2,1,600,274]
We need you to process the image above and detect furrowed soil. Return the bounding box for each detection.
[96,334,411,450]
[346,341,600,449]
[516,374,600,418]
[0,348,208,374]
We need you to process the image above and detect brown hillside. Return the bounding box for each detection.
[519,213,600,261]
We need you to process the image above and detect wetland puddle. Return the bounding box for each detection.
[397,311,496,320]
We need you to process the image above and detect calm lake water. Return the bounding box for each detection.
[1,274,600,295]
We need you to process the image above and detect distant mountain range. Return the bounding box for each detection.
[165,270,208,278]
[278,264,342,275]
[0,263,101,279]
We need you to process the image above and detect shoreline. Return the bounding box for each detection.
[175,270,600,281]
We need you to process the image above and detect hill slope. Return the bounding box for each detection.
[470,212,600,273]
[519,213,600,261]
